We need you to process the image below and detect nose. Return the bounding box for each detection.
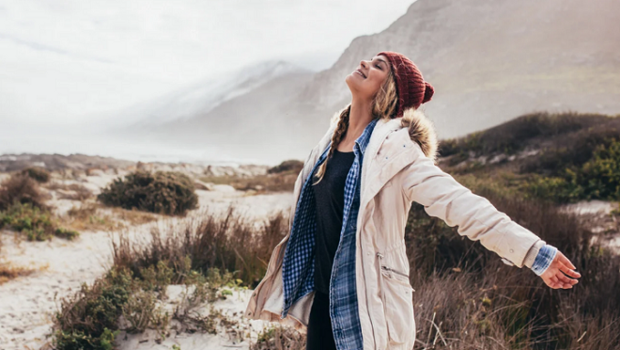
[359,59,368,68]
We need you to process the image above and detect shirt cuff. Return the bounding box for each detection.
[530,244,558,276]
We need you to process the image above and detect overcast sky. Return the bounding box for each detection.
[0,0,415,128]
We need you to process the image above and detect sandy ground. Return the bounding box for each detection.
[559,199,620,255]
[0,171,294,350]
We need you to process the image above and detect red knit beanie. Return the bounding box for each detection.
[376,51,434,118]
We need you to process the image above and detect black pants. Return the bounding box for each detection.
[306,290,337,350]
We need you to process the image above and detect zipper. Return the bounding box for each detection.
[381,266,410,278]
[377,252,416,292]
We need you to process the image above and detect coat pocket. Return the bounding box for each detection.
[376,252,415,345]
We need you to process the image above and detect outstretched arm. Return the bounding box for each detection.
[401,142,581,289]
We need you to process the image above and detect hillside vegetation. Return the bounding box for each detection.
[439,111,620,203]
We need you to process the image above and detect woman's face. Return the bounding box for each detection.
[345,54,391,102]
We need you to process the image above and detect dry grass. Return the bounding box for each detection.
[200,171,298,194]
[109,207,158,226]
[45,181,94,201]
[59,201,158,232]
[0,260,48,284]
[111,204,288,288]
[405,177,620,349]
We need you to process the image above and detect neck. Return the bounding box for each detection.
[347,98,374,139]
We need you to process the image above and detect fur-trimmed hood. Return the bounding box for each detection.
[399,107,439,163]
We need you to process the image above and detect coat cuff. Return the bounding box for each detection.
[530,244,558,276]
[523,240,546,269]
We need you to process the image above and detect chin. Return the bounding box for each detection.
[344,74,357,90]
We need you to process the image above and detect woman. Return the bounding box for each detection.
[244,51,581,350]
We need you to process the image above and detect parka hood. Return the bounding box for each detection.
[399,107,439,163]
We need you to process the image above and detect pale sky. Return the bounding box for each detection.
[0,0,415,128]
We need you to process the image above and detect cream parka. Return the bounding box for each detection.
[244,108,543,350]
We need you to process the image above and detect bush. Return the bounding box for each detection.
[97,171,198,216]
[438,111,613,158]
[267,160,304,174]
[0,173,48,212]
[21,166,50,183]
[570,138,620,200]
[52,267,133,350]
[0,202,79,241]
[519,138,620,203]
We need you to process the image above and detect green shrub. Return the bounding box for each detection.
[54,227,80,240]
[53,267,133,350]
[267,159,304,174]
[439,111,611,158]
[97,170,198,216]
[0,202,79,241]
[519,138,620,203]
[570,138,620,200]
[21,166,50,183]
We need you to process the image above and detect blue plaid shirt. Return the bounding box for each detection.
[279,117,556,349]
[281,118,378,350]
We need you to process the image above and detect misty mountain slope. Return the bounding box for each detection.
[300,0,620,140]
[136,69,319,164]
[116,0,619,165]
[110,60,312,130]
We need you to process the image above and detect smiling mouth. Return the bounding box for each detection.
[355,69,366,79]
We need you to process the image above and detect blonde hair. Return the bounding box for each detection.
[312,68,399,185]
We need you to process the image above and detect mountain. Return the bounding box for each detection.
[299,0,620,140]
[107,60,311,130]
[116,0,620,165]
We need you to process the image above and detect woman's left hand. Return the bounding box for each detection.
[540,250,581,289]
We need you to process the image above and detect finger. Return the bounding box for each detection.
[555,271,576,286]
[559,264,581,279]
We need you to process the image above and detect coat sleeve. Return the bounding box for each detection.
[401,142,542,268]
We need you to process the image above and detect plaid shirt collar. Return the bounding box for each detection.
[351,118,378,156]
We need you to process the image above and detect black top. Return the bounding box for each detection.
[311,149,355,294]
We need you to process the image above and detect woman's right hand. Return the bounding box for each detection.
[540,250,581,289]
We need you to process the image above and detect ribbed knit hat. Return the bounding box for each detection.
[376,51,435,118]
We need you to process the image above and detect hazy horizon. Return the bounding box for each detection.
[0,0,417,165]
